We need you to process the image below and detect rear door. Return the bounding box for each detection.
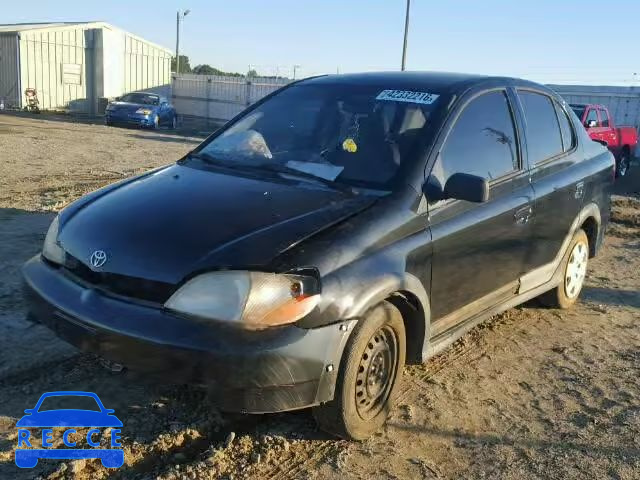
[428,89,535,334]
[516,90,583,278]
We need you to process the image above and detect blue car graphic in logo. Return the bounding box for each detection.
[15,391,124,468]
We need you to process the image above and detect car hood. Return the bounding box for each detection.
[108,101,157,113]
[16,411,123,427]
[58,164,377,284]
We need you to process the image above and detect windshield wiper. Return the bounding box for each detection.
[252,163,355,195]
[189,153,355,194]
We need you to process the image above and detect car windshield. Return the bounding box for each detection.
[120,93,160,105]
[570,105,586,120]
[38,395,101,412]
[193,84,441,189]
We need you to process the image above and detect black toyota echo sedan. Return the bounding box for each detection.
[23,72,614,440]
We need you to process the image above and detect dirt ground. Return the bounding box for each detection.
[0,113,638,480]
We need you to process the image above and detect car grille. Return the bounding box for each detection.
[59,254,177,304]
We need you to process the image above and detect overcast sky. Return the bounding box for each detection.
[4,0,640,85]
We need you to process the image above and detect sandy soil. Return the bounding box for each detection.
[0,113,638,479]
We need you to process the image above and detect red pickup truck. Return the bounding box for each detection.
[570,103,637,177]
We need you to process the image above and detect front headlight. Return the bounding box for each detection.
[165,271,320,329]
[135,108,152,115]
[42,216,65,264]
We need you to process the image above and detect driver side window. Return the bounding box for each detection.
[585,108,599,127]
[431,90,519,189]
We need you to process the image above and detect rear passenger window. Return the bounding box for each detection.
[433,91,518,185]
[554,103,576,152]
[599,109,610,127]
[518,91,564,164]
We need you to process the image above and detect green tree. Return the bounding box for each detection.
[192,64,220,75]
[171,55,192,74]
[247,69,258,78]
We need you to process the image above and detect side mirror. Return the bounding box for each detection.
[586,120,597,128]
[24,409,34,414]
[443,173,489,203]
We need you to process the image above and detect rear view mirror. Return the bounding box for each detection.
[444,173,489,203]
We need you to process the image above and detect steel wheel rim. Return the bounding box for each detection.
[355,325,398,419]
[565,240,588,299]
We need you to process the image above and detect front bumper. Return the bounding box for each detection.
[105,112,155,127]
[22,255,354,413]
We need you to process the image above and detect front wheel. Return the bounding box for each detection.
[313,301,406,440]
[616,150,631,178]
[170,114,177,130]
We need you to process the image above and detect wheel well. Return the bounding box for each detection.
[580,216,598,258]
[386,291,426,365]
[622,144,631,154]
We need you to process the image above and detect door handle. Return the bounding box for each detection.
[514,206,533,225]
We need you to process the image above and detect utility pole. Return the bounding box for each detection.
[175,9,190,73]
[293,64,301,80]
[401,0,411,71]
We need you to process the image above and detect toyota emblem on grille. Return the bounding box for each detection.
[90,250,108,268]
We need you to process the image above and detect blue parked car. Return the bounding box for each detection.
[15,391,124,468]
[105,91,177,129]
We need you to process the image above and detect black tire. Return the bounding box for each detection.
[538,229,589,309]
[616,150,631,178]
[313,301,406,440]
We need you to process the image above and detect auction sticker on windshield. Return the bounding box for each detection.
[376,89,439,105]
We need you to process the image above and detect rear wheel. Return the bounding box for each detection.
[616,150,631,178]
[313,301,405,440]
[538,229,589,309]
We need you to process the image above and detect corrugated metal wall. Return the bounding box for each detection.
[19,26,95,112]
[550,84,640,129]
[172,73,290,122]
[0,34,20,108]
[124,35,171,94]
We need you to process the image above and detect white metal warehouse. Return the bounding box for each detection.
[0,22,172,113]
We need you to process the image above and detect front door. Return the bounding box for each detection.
[427,90,534,336]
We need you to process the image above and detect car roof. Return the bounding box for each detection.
[299,71,548,96]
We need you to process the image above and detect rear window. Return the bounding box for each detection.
[599,109,610,127]
[518,91,564,164]
[555,103,576,152]
[570,105,586,120]
[38,395,101,412]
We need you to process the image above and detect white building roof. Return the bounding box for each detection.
[0,22,172,54]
